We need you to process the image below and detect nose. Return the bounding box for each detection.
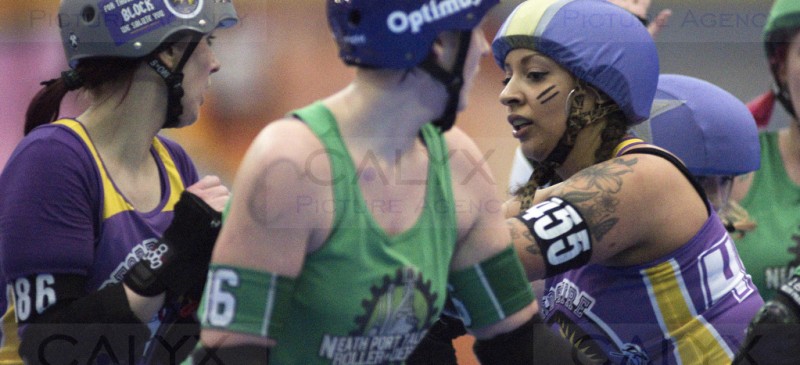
[499,78,522,107]
[210,50,221,74]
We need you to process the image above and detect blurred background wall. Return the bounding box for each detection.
[0,0,777,198]
[0,0,777,363]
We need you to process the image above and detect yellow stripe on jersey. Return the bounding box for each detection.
[151,138,183,212]
[612,138,646,157]
[642,260,732,364]
[0,288,21,365]
[54,119,186,217]
[55,119,132,219]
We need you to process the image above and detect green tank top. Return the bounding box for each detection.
[270,102,458,364]
[736,131,800,300]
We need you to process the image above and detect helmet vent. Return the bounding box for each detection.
[81,6,96,24]
[348,10,361,27]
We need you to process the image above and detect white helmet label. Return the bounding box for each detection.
[100,0,171,44]
[387,0,483,34]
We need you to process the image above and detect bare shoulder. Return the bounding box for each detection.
[442,126,496,194]
[441,126,501,226]
[246,118,323,163]
[212,117,332,271]
[441,127,513,270]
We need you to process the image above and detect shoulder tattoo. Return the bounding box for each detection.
[552,157,637,242]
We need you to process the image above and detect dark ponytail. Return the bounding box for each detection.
[23,57,142,135]
[24,78,72,135]
[23,30,201,135]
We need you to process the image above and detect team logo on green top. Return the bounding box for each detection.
[318,267,438,364]
[355,268,438,337]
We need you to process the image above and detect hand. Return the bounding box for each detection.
[186,175,230,213]
[607,0,672,38]
[647,9,672,38]
[124,190,224,299]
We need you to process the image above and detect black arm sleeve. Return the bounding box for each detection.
[191,344,270,364]
[473,313,593,365]
[17,278,150,365]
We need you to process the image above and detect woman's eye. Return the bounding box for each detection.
[206,35,216,46]
[501,77,511,86]
[527,71,548,81]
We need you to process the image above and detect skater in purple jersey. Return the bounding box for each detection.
[0,0,237,363]
[492,0,764,364]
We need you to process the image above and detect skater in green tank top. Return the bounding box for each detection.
[186,1,588,364]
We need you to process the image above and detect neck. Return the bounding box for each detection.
[324,69,446,157]
[78,66,167,167]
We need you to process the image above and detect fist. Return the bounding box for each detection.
[186,175,230,213]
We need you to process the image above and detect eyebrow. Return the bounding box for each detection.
[504,52,548,70]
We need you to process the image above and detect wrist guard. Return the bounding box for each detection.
[733,275,800,364]
[124,191,222,298]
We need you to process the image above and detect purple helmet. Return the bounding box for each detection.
[633,74,760,176]
[492,0,659,124]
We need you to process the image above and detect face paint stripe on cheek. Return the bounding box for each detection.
[537,84,560,105]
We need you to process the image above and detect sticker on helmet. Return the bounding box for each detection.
[165,0,204,19]
[100,0,175,45]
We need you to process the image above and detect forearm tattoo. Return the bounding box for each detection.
[508,217,541,257]
[546,157,636,242]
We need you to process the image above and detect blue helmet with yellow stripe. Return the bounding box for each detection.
[327,0,499,69]
[492,0,659,124]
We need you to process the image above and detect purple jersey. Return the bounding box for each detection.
[541,144,764,364]
[0,119,197,362]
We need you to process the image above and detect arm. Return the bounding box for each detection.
[443,128,590,364]
[607,0,672,38]
[193,120,326,362]
[509,153,708,281]
[1,136,227,362]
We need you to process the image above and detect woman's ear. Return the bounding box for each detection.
[587,86,610,104]
[432,31,459,70]
[156,42,185,70]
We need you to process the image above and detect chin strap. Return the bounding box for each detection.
[419,31,472,133]
[774,82,797,119]
[148,32,203,129]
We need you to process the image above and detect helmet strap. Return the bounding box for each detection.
[768,42,796,118]
[148,32,203,129]
[774,82,797,118]
[419,31,472,132]
[540,88,581,169]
